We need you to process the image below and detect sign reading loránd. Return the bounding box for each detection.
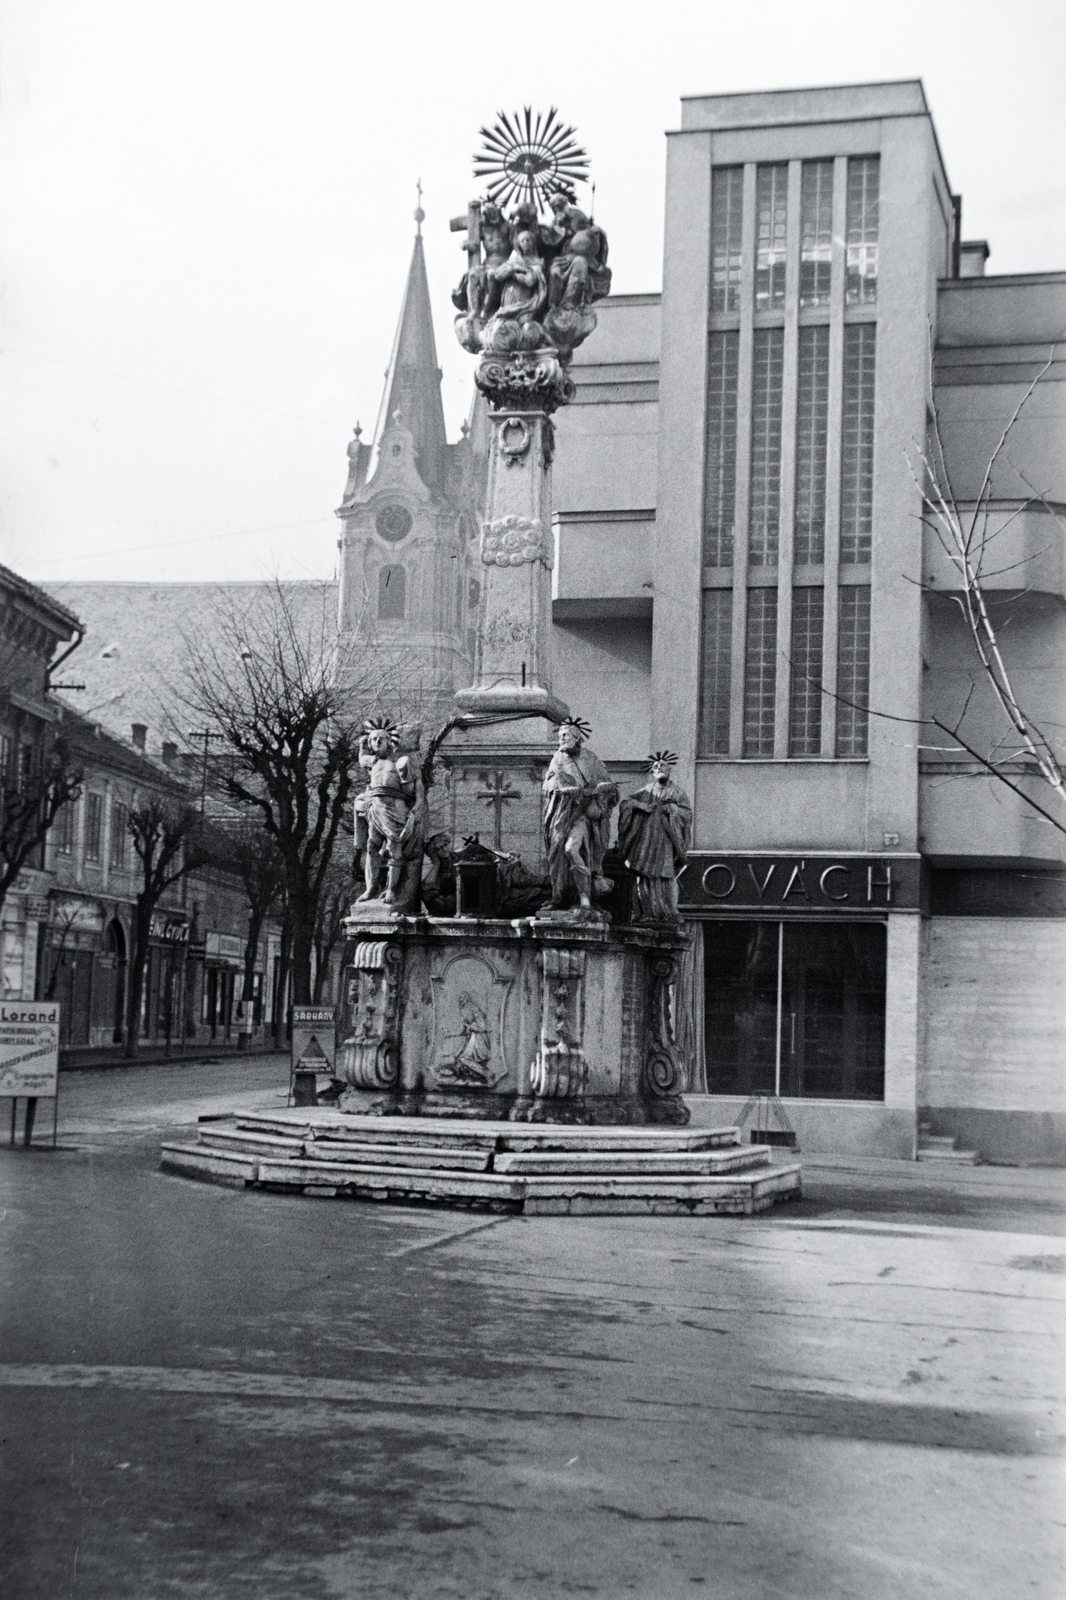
[0,1002,60,1097]
[679,854,922,913]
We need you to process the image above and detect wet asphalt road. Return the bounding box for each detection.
[1,1056,1064,1599]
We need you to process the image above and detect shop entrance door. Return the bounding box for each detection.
[704,920,886,1100]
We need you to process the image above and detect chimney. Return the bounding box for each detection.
[161,741,178,766]
[959,240,990,278]
[131,723,147,750]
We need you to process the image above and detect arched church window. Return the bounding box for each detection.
[376,505,413,543]
[378,565,406,620]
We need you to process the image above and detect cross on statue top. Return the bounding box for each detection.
[476,770,521,848]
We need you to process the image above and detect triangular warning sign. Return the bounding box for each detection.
[297,1034,328,1069]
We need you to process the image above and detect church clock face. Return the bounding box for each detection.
[375,504,413,543]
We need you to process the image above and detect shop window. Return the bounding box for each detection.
[704,331,739,567]
[85,794,103,862]
[703,920,886,1100]
[710,166,743,314]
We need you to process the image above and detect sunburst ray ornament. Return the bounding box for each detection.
[472,106,590,215]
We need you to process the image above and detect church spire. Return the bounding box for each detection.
[371,208,448,495]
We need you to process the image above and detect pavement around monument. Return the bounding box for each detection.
[1,1055,1063,1599]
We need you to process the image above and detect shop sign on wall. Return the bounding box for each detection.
[0,1001,60,1096]
[679,854,922,912]
[49,896,105,933]
[149,914,189,943]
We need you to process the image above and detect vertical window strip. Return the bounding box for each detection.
[110,801,128,869]
[794,326,830,564]
[85,793,103,862]
[743,588,778,757]
[698,589,733,756]
[755,164,788,309]
[835,586,871,756]
[704,331,739,565]
[846,156,879,304]
[749,329,784,566]
[840,325,876,563]
[788,588,825,756]
[710,167,744,314]
[799,160,834,307]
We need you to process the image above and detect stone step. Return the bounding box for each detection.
[298,1140,493,1172]
[200,1128,304,1158]
[229,1111,744,1154]
[494,1146,772,1177]
[256,1156,526,1205]
[917,1146,979,1164]
[521,1164,802,1216]
[162,1143,259,1186]
[918,1133,960,1150]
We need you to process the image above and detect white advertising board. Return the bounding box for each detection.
[0,1002,60,1096]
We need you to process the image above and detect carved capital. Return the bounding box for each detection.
[480,515,552,571]
[476,352,575,415]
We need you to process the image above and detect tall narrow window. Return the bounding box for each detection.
[845,156,879,304]
[755,164,788,309]
[743,588,778,757]
[85,794,103,862]
[53,801,75,855]
[795,326,830,564]
[110,802,128,869]
[698,590,732,756]
[788,588,824,756]
[749,329,784,566]
[836,585,871,756]
[378,564,405,620]
[840,325,876,563]
[710,167,743,314]
[800,160,834,307]
[704,331,739,565]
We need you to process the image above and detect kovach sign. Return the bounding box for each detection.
[679,854,922,912]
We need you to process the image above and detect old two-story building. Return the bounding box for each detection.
[550,80,1065,1161]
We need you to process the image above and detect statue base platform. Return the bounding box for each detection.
[334,913,692,1126]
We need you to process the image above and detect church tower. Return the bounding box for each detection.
[336,213,479,737]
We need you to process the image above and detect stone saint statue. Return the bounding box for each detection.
[354,721,426,912]
[482,231,549,353]
[616,752,693,923]
[542,719,619,911]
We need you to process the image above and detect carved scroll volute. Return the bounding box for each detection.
[643,954,686,1102]
[340,940,403,1091]
[530,947,587,1101]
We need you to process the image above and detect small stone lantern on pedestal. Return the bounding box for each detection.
[454,837,499,920]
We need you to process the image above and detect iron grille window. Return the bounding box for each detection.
[85,793,103,862]
[743,587,778,757]
[54,801,75,855]
[755,164,788,309]
[788,588,825,756]
[840,325,876,563]
[110,802,128,868]
[845,156,879,304]
[710,167,743,314]
[800,160,834,307]
[795,326,830,564]
[836,585,871,756]
[749,328,784,566]
[378,564,405,620]
[698,589,733,756]
[704,331,739,565]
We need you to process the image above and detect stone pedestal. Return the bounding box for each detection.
[336,914,691,1126]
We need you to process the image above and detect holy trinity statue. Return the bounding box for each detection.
[616,752,693,923]
[542,718,619,912]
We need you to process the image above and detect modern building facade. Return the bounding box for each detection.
[552,80,1065,1160]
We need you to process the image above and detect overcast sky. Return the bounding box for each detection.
[2,0,1063,587]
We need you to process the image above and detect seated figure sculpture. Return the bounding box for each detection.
[616,751,693,923]
[354,720,425,913]
[542,718,619,912]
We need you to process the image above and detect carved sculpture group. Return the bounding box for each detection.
[452,191,611,366]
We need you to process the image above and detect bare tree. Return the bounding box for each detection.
[218,820,286,1042]
[126,797,207,1057]
[311,849,354,1004]
[180,583,373,1005]
[0,734,82,917]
